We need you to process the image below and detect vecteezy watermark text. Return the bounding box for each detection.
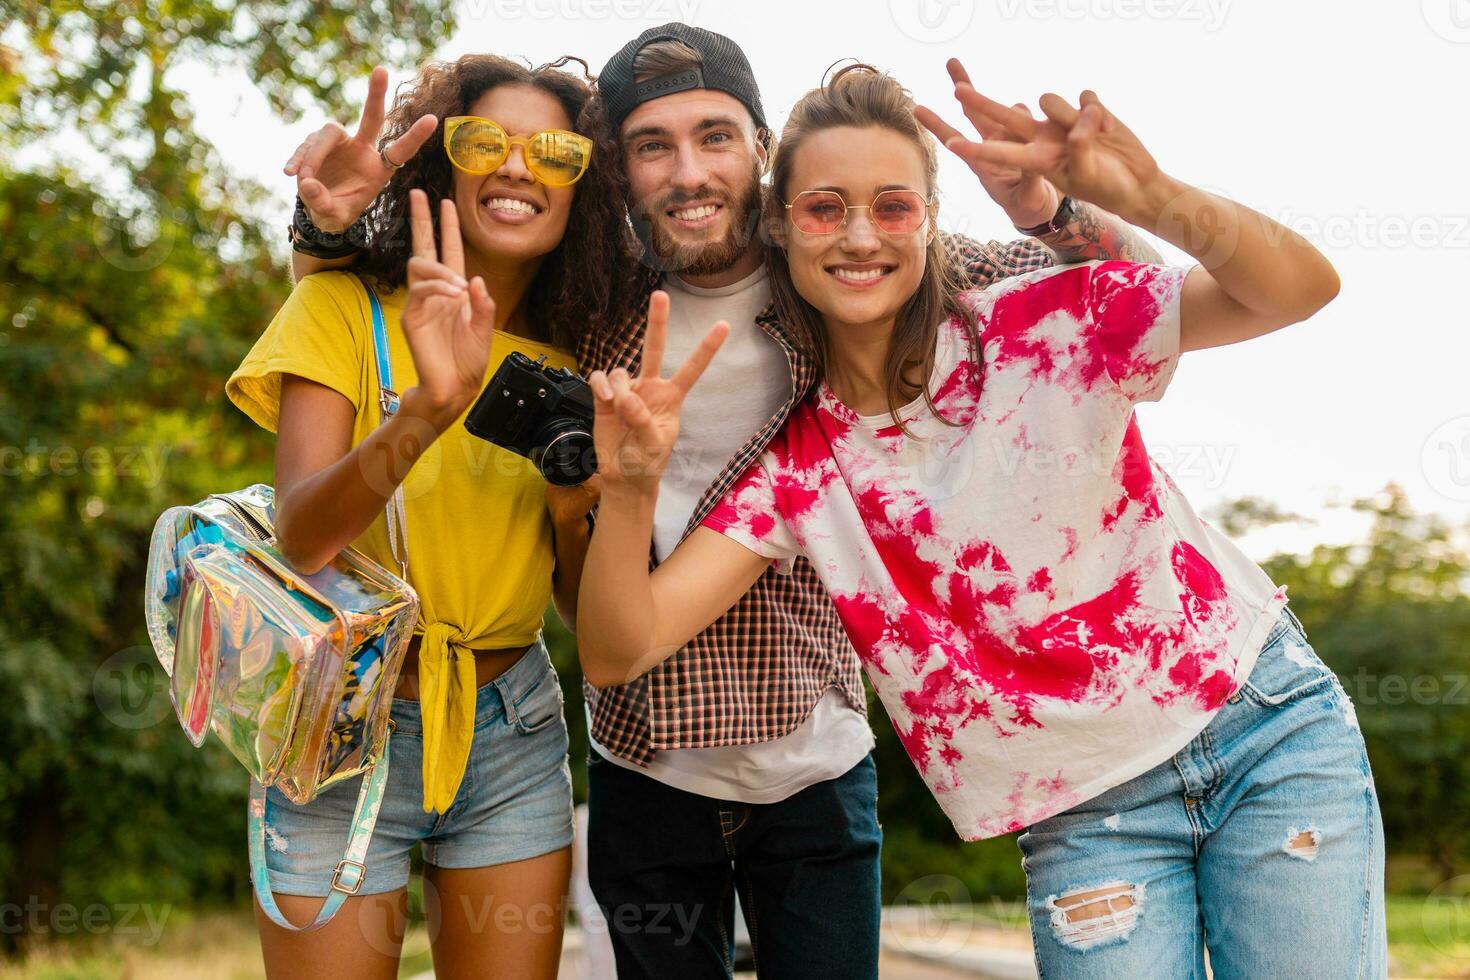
[0,898,171,945]
[469,0,701,23]
[0,440,171,487]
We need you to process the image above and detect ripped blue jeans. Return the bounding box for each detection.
[1018,607,1387,979]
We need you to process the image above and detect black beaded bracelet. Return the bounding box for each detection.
[288,196,369,259]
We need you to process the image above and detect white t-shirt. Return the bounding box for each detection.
[702,262,1289,839]
[650,266,789,561]
[589,265,874,803]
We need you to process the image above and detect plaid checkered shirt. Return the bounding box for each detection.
[576,234,1059,764]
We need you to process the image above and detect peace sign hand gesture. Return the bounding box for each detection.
[283,66,439,232]
[399,189,496,432]
[588,291,729,498]
[914,60,1061,229]
[917,60,1164,228]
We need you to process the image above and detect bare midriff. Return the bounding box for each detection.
[391,636,534,699]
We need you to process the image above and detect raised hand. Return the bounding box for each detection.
[400,189,496,430]
[283,66,439,232]
[914,59,1060,228]
[917,62,1164,228]
[587,291,729,496]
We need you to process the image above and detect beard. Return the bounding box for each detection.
[630,160,763,277]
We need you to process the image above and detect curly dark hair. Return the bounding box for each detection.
[353,54,640,350]
[577,86,643,348]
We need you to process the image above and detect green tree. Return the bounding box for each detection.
[1260,485,1470,885]
[0,0,451,946]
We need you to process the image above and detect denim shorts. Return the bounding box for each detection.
[261,637,574,897]
[1018,607,1387,979]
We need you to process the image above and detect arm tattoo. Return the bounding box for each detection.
[1035,201,1163,264]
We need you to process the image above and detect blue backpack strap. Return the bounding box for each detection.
[248,737,393,931]
[361,278,400,418]
[357,275,409,577]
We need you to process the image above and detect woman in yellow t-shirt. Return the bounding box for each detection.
[227,54,635,978]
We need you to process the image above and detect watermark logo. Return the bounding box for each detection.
[92,193,184,272]
[995,0,1230,31]
[0,440,172,488]
[1422,415,1470,503]
[1344,668,1470,706]
[0,898,171,944]
[988,438,1238,492]
[94,646,173,730]
[1265,208,1470,250]
[473,0,702,23]
[356,415,442,502]
[889,0,977,43]
[1152,182,1242,267]
[1424,875,1470,955]
[886,874,976,957]
[1422,0,1470,42]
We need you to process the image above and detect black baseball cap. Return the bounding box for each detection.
[598,23,767,135]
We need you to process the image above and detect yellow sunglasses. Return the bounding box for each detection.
[443,115,592,187]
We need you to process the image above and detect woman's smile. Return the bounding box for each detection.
[826,261,896,289]
[480,187,546,225]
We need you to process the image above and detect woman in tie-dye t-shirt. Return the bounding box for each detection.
[576,65,1386,979]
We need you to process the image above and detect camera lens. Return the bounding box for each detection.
[532,419,597,487]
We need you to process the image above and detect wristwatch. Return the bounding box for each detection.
[288,196,368,259]
[1016,195,1078,237]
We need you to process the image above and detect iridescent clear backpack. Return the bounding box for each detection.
[144,277,417,930]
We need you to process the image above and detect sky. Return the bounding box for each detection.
[67,0,1470,555]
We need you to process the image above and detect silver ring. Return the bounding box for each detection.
[380,146,402,172]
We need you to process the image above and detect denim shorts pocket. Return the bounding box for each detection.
[512,660,564,736]
[1239,617,1336,708]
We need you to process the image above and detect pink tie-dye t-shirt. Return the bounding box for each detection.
[700,261,1289,841]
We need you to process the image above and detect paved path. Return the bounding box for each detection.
[405,929,1024,979]
[404,914,1040,979]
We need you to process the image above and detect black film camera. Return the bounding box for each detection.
[463,352,597,487]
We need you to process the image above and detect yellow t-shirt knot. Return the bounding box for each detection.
[416,621,477,814]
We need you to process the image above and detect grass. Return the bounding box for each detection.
[0,911,261,980]
[0,911,435,980]
[1,894,1467,978]
[1388,893,1470,979]
[926,896,1470,978]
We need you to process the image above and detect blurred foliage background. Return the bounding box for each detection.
[0,0,452,951]
[2,0,1469,973]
